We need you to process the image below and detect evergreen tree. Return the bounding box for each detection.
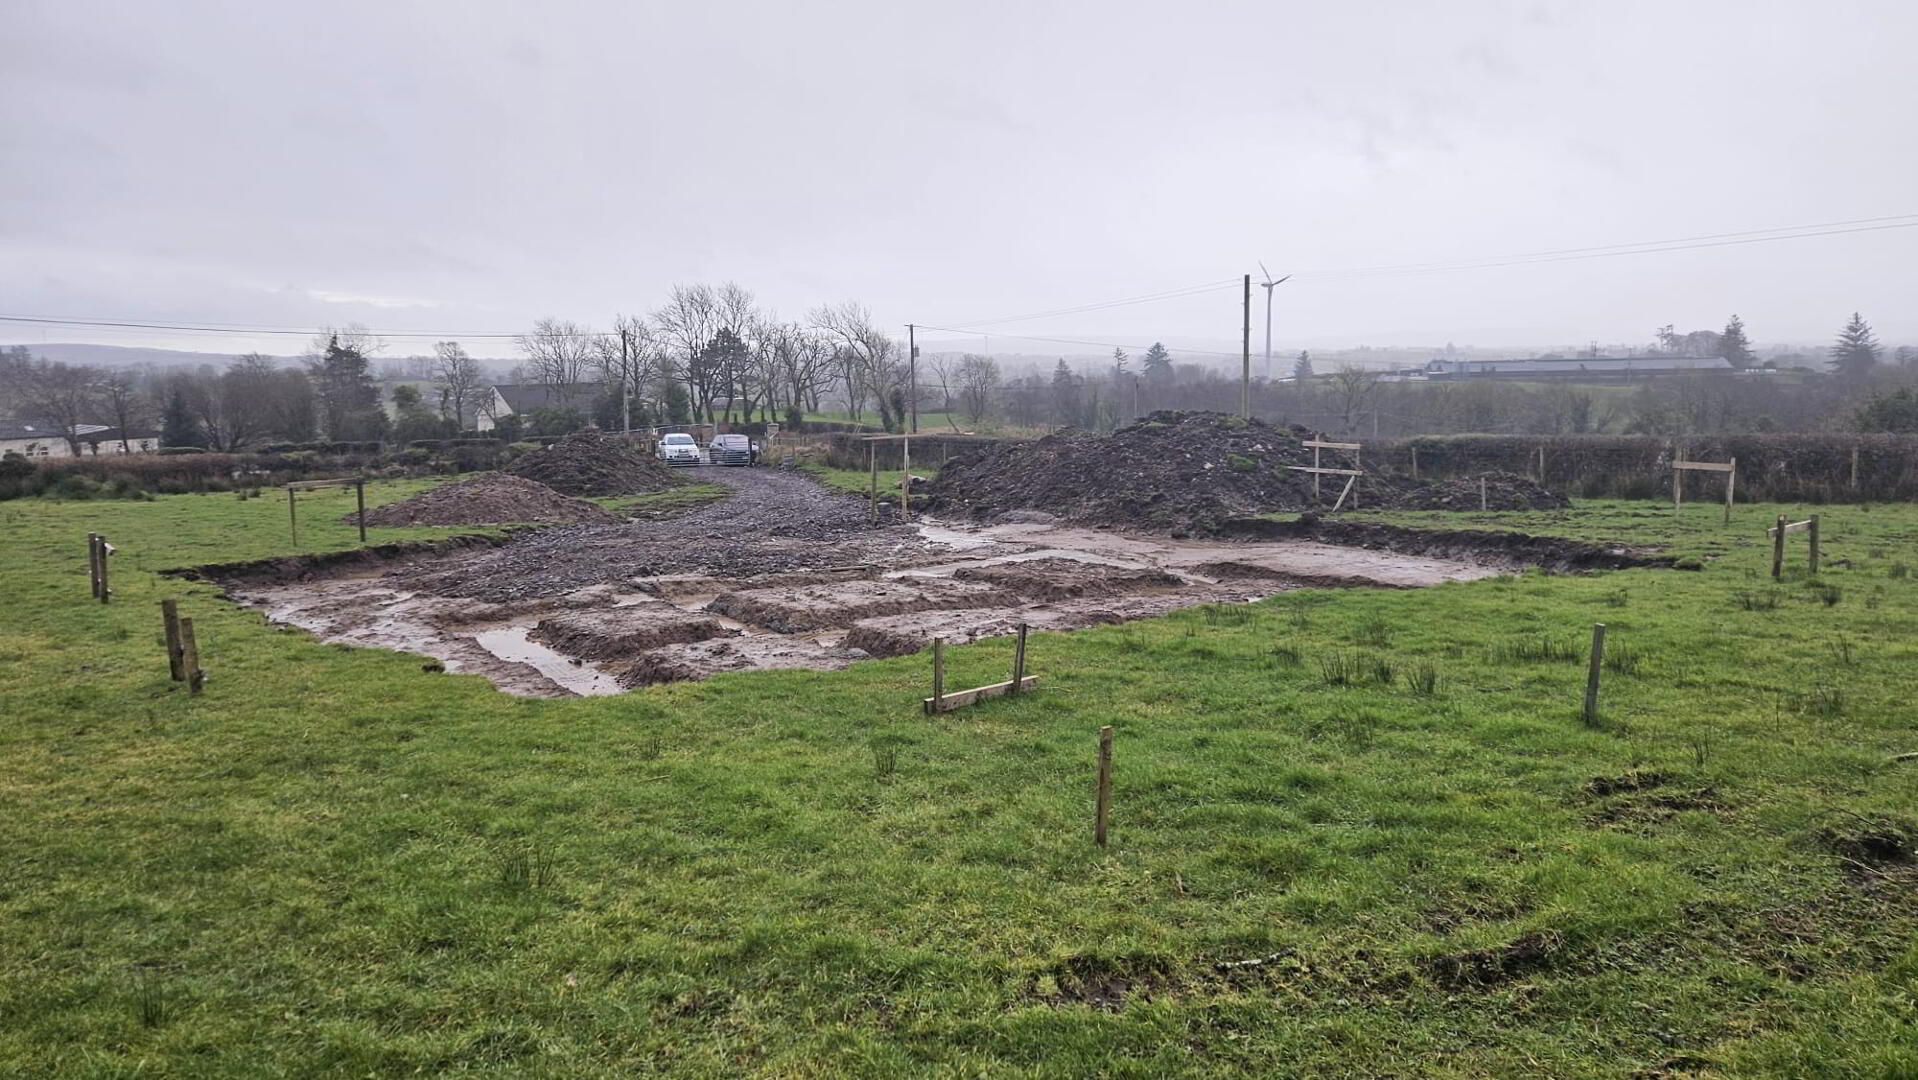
[1048,359,1083,427]
[1292,350,1314,381]
[1829,312,1881,379]
[391,383,449,443]
[160,387,205,449]
[306,336,386,439]
[1717,315,1755,368]
[1856,389,1918,433]
[1111,347,1129,377]
[1141,342,1172,381]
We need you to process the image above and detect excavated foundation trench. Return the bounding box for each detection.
[199,469,1668,698]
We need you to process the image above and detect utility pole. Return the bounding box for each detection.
[1240,274,1252,418]
[908,323,918,434]
[619,325,632,434]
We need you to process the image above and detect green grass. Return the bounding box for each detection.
[5,486,1918,1076]
[805,463,939,499]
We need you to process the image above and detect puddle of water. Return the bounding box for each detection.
[915,522,1001,550]
[468,627,623,696]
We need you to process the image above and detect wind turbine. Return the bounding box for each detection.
[1258,262,1292,381]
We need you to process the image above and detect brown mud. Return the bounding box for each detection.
[208,466,1659,697]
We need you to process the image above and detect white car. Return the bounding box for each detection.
[656,432,702,466]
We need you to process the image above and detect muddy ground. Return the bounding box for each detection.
[218,466,1637,698]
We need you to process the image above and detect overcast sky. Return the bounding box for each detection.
[4,0,1914,361]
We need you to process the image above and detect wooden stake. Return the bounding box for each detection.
[1479,475,1487,512]
[1011,623,1028,694]
[901,437,912,524]
[355,477,367,544]
[87,533,102,600]
[1724,457,1736,525]
[1583,623,1606,726]
[868,444,878,525]
[161,599,186,681]
[287,486,298,547]
[1537,445,1546,483]
[931,637,945,710]
[1851,446,1860,491]
[179,616,204,695]
[96,536,110,604]
[1808,514,1821,575]
[1312,440,1322,505]
[1095,725,1114,847]
[1410,445,1419,479]
[1673,461,1682,517]
[1771,514,1787,580]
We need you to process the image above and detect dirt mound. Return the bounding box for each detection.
[504,430,679,497]
[925,412,1565,534]
[349,473,622,528]
[947,558,1187,601]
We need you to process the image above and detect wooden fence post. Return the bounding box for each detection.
[1011,623,1028,694]
[1724,457,1736,525]
[161,599,186,681]
[1672,464,1682,517]
[1479,475,1487,512]
[868,443,878,525]
[901,437,913,524]
[1410,444,1419,479]
[355,477,367,544]
[1095,726,1114,847]
[1808,514,1821,576]
[1771,514,1787,580]
[1583,623,1606,726]
[1851,447,1860,492]
[931,637,945,711]
[97,536,110,604]
[1537,445,1546,483]
[287,486,298,547]
[179,616,204,695]
[87,533,102,600]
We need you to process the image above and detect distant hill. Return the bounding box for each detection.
[0,343,269,369]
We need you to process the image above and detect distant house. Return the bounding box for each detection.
[1424,356,1734,381]
[475,384,599,431]
[0,421,160,459]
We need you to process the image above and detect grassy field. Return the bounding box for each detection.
[804,463,939,500]
[5,484,1918,1077]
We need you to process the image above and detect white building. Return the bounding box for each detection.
[0,421,161,459]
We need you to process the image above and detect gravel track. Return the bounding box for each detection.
[392,467,924,603]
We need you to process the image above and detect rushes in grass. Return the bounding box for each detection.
[1603,644,1642,675]
[1493,636,1581,663]
[1368,656,1397,686]
[1828,637,1858,667]
[1734,590,1780,612]
[1815,584,1842,607]
[640,732,663,760]
[1354,614,1394,648]
[1403,662,1439,696]
[872,743,898,781]
[1791,686,1846,718]
[1602,588,1630,608]
[131,969,167,1028]
[1318,653,1360,686]
[1891,563,1909,580]
[500,848,556,891]
[1267,644,1302,668]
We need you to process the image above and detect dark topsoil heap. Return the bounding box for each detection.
[504,430,679,497]
[349,473,623,527]
[926,411,1566,534]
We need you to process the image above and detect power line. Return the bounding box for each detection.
[939,277,1242,329]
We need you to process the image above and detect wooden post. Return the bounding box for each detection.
[355,477,367,544]
[1095,726,1114,848]
[87,533,102,599]
[161,599,186,681]
[1851,446,1860,492]
[901,437,912,524]
[1673,462,1682,517]
[868,444,878,525]
[1312,440,1322,505]
[1771,514,1787,580]
[1011,623,1028,694]
[1724,457,1736,526]
[96,536,110,604]
[1582,624,1606,726]
[287,486,298,547]
[1479,475,1487,512]
[1410,444,1419,479]
[1808,514,1821,575]
[931,637,945,710]
[179,616,204,695]
[1537,445,1546,483]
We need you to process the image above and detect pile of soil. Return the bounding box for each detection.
[348,473,622,528]
[504,430,679,497]
[925,411,1566,534]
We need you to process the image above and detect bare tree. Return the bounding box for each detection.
[15,360,99,454]
[652,284,721,422]
[516,318,597,396]
[810,301,906,431]
[432,341,486,428]
[1328,364,1381,434]
[954,353,1000,425]
[95,367,152,451]
[590,316,665,431]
